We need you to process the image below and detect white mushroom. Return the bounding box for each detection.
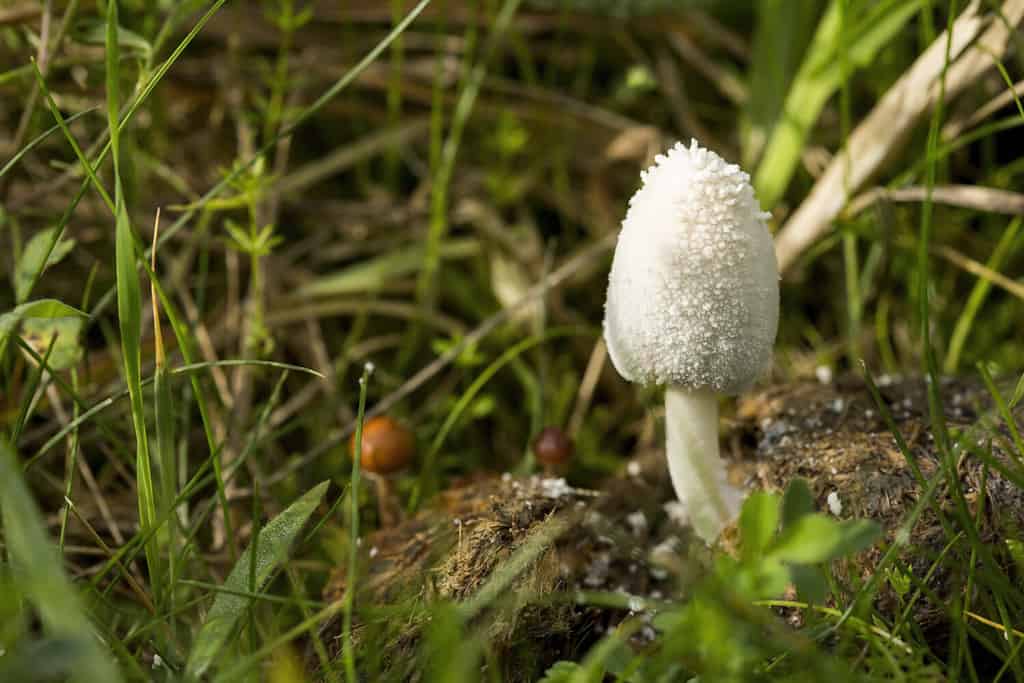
[603,140,779,544]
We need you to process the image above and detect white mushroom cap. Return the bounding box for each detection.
[603,140,779,394]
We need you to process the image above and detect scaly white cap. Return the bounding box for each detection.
[603,140,779,394]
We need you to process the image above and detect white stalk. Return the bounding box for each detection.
[664,386,743,543]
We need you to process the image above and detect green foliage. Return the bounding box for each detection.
[0,299,86,359]
[752,0,923,207]
[14,228,76,304]
[0,441,123,683]
[184,481,328,679]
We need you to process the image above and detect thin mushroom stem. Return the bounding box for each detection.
[664,385,743,543]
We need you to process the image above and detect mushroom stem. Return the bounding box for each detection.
[664,385,744,543]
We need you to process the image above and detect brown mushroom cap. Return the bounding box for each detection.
[532,426,574,467]
[349,416,415,475]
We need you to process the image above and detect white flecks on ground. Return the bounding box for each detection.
[815,365,833,384]
[827,490,843,516]
[626,510,648,536]
[830,398,845,413]
[649,535,681,575]
[369,546,379,558]
[663,501,688,526]
[539,477,572,499]
[626,461,642,478]
[583,552,612,588]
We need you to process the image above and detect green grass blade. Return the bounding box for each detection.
[0,108,96,180]
[944,217,1022,372]
[753,0,922,208]
[31,60,115,213]
[106,0,160,598]
[184,480,329,678]
[0,440,124,683]
[341,363,373,683]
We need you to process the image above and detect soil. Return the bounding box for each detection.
[317,376,1024,680]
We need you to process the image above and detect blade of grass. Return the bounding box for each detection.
[753,0,923,208]
[106,0,161,598]
[0,108,96,180]
[0,440,123,683]
[412,327,588,508]
[414,0,522,314]
[183,480,329,678]
[342,362,373,683]
[944,217,1022,372]
[151,209,178,615]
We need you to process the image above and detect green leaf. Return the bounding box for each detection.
[538,661,583,683]
[21,316,85,371]
[0,440,123,683]
[780,478,815,529]
[15,228,76,303]
[185,481,329,678]
[298,238,478,297]
[75,19,153,58]
[0,299,86,360]
[752,0,923,207]
[790,563,829,605]
[769,514,881,564]
[739,491,780,561]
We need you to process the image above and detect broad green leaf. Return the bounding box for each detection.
[21,317,85,370]
[0,441,123,683]
[790,563,829,605]
[769,514,880,564]
[780,478,815,529]
[185,481,329,678]
[537,661,583,683]
[15,228,76,303]
[739,491,780,560]
[0,299,86,359]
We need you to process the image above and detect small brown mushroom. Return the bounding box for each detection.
[532,426,574,476]
[350,416,415,526]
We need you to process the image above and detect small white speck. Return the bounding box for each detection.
[369,546,379,558]
[501,472,512,482]
[626,511,648,536]
[830,398,845,413]
[663,501,688,526]
[363,361,376,375]
[627,461,642,477]
[453,518,462,526]
[152,654,163,669]
[540,477,572,499]
[827,491,843,516]
[628,596,645,612]
[815,365,833,384]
